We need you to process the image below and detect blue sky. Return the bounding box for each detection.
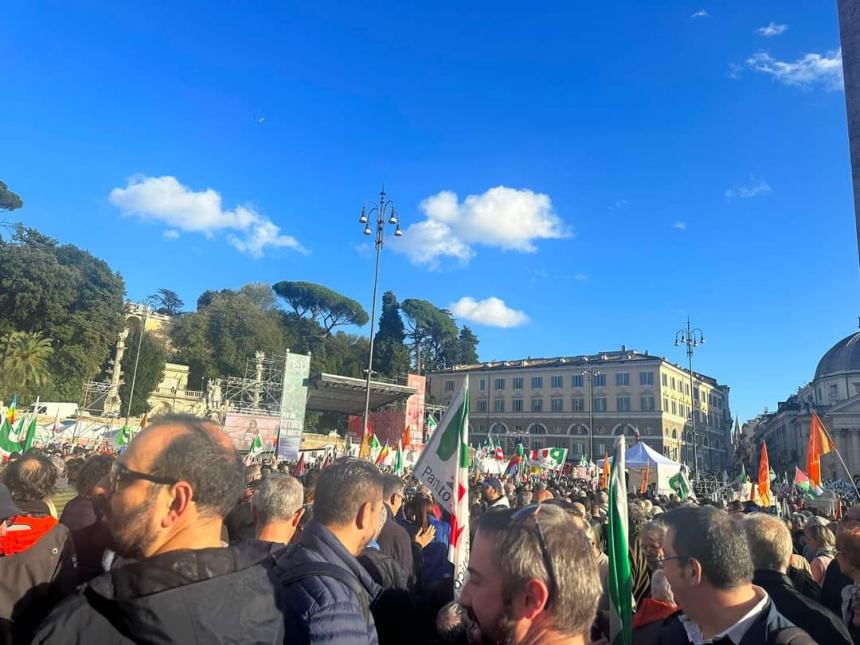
[2,1,855,422]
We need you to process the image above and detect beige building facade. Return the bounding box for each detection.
[756,331,860,480]
[428,347,732,471]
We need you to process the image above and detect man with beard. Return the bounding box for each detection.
[458,505,600,645]
[270,458,386,644]
[32,414,286,644]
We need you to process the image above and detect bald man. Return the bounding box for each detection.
[33,414,286,644]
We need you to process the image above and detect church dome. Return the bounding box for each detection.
[815,332,860,380]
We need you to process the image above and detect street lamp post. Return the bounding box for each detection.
[358,188,402,444]
[582,366,600,461]
[675,318,705,477]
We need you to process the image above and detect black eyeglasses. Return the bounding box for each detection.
[656,554,690,566]
[110,462,178,493]
[511,504,558,608]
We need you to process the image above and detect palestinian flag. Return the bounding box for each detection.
[794,466,822,499]
[608,436,632,645]
[414,376,470,598]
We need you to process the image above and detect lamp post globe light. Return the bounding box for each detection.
[581,365,600,461]
[674,318,705,478]
[358,188,402,443]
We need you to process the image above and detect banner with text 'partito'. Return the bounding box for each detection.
[413,376,470,597]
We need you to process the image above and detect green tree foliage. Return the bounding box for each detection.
[151,288,184,316]
[118,326,167,417]
[401,299,461,373]
[0,331,53,400]
[0,181,22,212]
[170,285,290,389]
[456,325,479,365]
[373,291,410,379]
[273,281,369,337]
[0,226,125,400]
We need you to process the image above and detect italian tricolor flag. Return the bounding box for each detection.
[414,376,470,597]
[608,435,632,645]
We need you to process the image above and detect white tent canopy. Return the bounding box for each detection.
[598,440,682,494]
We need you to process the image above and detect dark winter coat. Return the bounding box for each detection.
[0,524,77,644]
[271,519,381,645]
[753,569,852,645]
[31,541,285,644]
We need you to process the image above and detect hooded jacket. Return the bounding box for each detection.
[31,541,285,644]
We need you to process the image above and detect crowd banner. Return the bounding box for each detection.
[277,351,311,460]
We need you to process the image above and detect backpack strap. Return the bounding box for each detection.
[274,558,372,626]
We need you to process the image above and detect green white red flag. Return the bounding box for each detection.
[413,376,470,597]
[608,435,632,645]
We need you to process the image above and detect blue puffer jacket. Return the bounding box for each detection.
[272,520,382,644]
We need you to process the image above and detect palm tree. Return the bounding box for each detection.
[2,331,53,390]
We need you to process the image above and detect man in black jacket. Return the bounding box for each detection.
[376,474,413,576]
[658,506,814,645]
[743,513,852,645]
[33,414,285,644]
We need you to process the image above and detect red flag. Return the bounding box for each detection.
[807,412,835,488]
[599,452,610,490]
[401,425,411,451]
[758,440,771,507]
[358,426,372,460]
[292,453,306,477]
[640,461,650,495]
[749,481,756,503]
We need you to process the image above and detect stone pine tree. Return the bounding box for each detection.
[0,181,22,212]
[372,291,410,379]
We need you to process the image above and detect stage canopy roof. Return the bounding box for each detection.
[306,373,417,415]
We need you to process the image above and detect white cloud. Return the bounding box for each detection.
[725,177,772,199]
[163,229,180,240]
[109,175,306,258]
[746,49,843,90]
[673,221,687,231]
[691,10,709,18]
[609,199,630,210]
[392,186,567,268]
[449,296,529,328]
[574,273,588,282]
[756,22,788,37]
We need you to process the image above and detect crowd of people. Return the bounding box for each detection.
[0,412,858,644]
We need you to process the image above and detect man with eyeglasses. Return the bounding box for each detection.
[657,505,814,645]
[33,414,287,644]
[376,473,413,578]
[458,504,600,644]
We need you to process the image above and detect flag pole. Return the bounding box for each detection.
[818,416,860,499]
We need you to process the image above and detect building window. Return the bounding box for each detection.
[532,441,543,450]
[617,397,631,412]
[671,377,676,390]
[513,377,524,390]
[494,399,505,413]
[551,375,564,388]
[597,442,606,455]
[532,398,544,412]
[693,387,700,401]
[829,384,838,399]
[572,374,584,388]
[594,374,607,387]
[572,441,585,456]
[445,380,455,392]
[594,397,607,412]
[662,373,668,387]
[532,376,543,389]
[513,398,524,412]
[477,399,488,413]
[495,378,506,390]
[662,397,669,411]
[573,397,585,411]
[671,401,677,415]
[640,371,654,386]
[551,398,564,412]
[616,373,630,386]
[479,379,486,391]
[641,396,656,411]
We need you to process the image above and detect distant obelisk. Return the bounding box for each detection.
[838,0,860,265]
